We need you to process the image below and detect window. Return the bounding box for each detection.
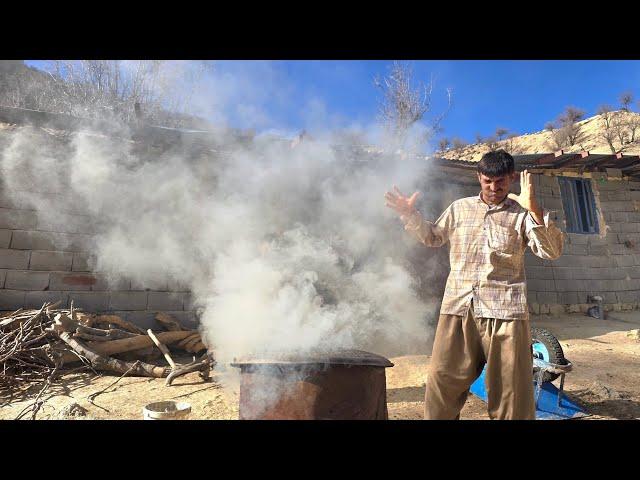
[558,177,599,234]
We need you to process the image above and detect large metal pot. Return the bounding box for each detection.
[231,349,393,420]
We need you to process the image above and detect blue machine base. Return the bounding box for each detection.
[469,368,588,420]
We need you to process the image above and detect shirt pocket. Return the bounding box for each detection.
[487,226,519,253]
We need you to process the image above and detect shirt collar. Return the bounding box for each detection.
[477,191,514,210]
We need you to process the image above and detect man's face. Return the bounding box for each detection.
[477,171,516,205]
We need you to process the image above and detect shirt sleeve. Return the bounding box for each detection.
[525,209,564,260]
[401,204,454,248]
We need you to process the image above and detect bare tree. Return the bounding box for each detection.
[451,137,468,150]
[598,104,618,153]
[626,116,640,144]
[546,106,586,150]
[495,127,509,141]
[597,104,640,153]
[0,60,210,128]
[0,62,63,112]
[614,114,640,149]
[560,106,585,125]
[485,135,500,152]
[374,61,452,151]
[620,91,634,112]
[544,122,555,132]
[438,137,451,151]
[474,133,484,144]
[504,132,519,154]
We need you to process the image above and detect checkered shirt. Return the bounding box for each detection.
[402,193,564,320]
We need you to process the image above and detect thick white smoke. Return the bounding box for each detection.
[0,62,449,375]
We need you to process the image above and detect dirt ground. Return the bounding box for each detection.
[2,311,640,420]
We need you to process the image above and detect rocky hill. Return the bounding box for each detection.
[440,111,640,162]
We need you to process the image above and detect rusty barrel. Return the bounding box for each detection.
[231,349,394,420]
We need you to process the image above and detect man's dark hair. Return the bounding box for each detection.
[477,149,515,177]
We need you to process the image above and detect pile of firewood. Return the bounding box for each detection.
[1,301,212,417]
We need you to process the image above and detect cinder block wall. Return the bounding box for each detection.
[0,108,201,329]
[2,104,637,323]
[526,174,640,315]
[0,189,197,329]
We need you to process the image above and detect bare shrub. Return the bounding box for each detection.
[451,137,468,150]
[374,61,452,151]
[438,137,451,151]
[620,91,634,112]
[597,104,640,153]
[495,127,509,141]
[0,60,209,128]
[545,106,586,150]
[485,135,499,151]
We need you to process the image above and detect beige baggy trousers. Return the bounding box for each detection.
[424,300,536,420]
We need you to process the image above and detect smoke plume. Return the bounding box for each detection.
[0,62,448,375]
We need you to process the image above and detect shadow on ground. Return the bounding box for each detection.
[532,311,640,341]
[387,386,425,403]
[1,368,98,409]
[570,388,640,420]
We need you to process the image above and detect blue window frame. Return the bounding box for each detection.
[557,177,599,234]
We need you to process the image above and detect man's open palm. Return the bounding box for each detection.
[385,186,420,217]
[507,169,539,213]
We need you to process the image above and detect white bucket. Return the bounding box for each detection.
[143,401,191,420]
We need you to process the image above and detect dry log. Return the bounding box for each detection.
[55,312,137,342]
[75,312,95,327]
[75,324,137,340]
[185,341,207,353]
[53,312,78,332]
[114,346,161,362]
[147,329,176,369]
[173,333,207,353]
[165,356,211,386]
[1,303,173,396]
[58,330,194,364]
[74,331,136,342]
[56,331,168,378]
[175,332,200,349]
[155,312,186,331]
[94,315,147,335]
[183,335,206,353]
[91,330,194,354]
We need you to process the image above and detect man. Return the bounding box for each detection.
[385,150,564,420]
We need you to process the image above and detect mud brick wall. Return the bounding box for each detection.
[0,191,198,330]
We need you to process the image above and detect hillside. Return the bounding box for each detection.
[440,111,640,162]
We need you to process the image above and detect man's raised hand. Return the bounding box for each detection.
[507,169,541,215]
[385,185,420,217]
[507,169,544,224]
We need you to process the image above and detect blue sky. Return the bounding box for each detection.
[25,60,640,145]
